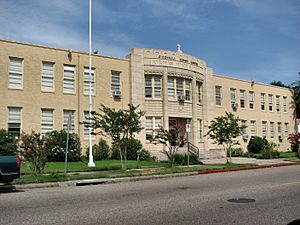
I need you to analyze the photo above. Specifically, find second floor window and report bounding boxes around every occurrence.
[261,93,266,111]
[268,94,273,111]
[111,70,121,93]
[283,96,287,112]
[63,65,75,93]
[215,86,222,106]
[185,80,191,101]
[145,75,161,99]
[84,68,95,95]
[230,88,236,104]
[240,90,245,108]
[176,78,184,98]
[276,96,280,112]
[9,57,23,89]
[42,62,54,92]
[249,91,254,109]
[197,82,203,103]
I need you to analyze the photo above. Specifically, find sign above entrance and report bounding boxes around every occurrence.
[158,55,199,67]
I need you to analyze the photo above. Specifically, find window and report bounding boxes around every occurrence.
[41,62,54,91]
[84,68,95,95]
[145,117,162,140]
[63,65,75,93]
[154,77,161,98]
[284,123,289,138]
[63,110,75,133]
[283,96,287,112]
[261,93,266,111]
[268,94,273,112]
[176,78,184,98]
[215,86,222,106]
[241,120,247,136]
[249,91,254,109]
[262,121,267,138]
[250,120,256,137]
[84,111,94,138]
[276,96,280,112]
[270,122,275,139]
[9,57,23,89]
[277,122,282,140]
[145,75,161,99]
[197,82,203,103]
[8,107,21,136]
[185,80,191,101]
[230,88,236,104]
[198,119,203,142]
[111,71,121,93]
[168,78,175,100]
[240,90,245,108]
[41,109,53,134]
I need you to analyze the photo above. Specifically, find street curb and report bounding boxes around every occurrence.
[14,162,300,190]
[197,162,300,175]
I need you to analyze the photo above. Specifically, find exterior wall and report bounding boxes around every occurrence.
[0,39,130,152]
[0,39,296,159]
[213,75,296,152]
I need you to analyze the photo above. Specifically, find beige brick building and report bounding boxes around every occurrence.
[0,39,296,158]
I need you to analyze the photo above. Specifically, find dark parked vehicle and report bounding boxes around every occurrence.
[0,155,21,183]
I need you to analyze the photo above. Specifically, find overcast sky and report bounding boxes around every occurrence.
[1,0,299,85]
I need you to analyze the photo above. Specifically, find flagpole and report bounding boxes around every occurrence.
[88,0,95,167]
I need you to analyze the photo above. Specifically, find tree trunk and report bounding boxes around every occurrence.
[119,144,124,170]
[223,144,228,163]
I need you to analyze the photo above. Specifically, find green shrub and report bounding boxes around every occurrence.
[44,130,81,162]
[228,147,244,157]
[87,138,110,160]
[247,136,268,154]
[174,153,202,165]
[111,138,144,160]
[256,143,280,159]
[137,149,152,161]
[0,129,18,156]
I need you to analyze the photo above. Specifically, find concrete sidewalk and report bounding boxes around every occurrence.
[201,157,299,165]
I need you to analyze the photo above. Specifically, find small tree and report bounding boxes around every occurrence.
[206,112,246,163]
[87,104,144,169]
[156,125,186,167]
[19,131,47,174]
[288,132,300,158]
[0,129,18,156]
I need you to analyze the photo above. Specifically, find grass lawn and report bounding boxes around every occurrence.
[20,160,170,175]
[14,161,257,185]
[279,151,299,158]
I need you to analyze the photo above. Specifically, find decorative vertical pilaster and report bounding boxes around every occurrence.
[163,68,169,130]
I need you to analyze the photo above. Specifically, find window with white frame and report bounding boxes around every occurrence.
[215,86,222,106]
[261,93,266,111]
[84,111,94,138]
[262,121,267,138]
[283,96,287,112]
[276,95,280,112]
[41,109,53,134]
[270,122,275,139]
[240,90,245,108]
[111,70,121,94]
[284,123,289,138]
[8,107,21,136]
[185,80,191,101]
[154,77,161,98]
[9,57,23,89]
[198,119,203,142]
[145,117,162,141]
[176,78,184,98]
[197,82,202,103]
[249,91,254,109]
[41,62,54,91]
[250,120,256,137]
[145,75,161,99]
[63,110,75,133]
[168,77,175,100]
[63,65,75,93]
[84,68,95,95]
[268,94,273,112]
[241,120,247,136]
[230,88,236,105]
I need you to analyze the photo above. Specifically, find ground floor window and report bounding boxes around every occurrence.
[8,107,21,137]
[146,117,162,141]
[197,119,203,142]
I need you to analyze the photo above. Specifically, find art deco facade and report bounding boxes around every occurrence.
[0,39,296,158]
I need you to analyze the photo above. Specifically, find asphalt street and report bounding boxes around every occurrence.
[1,165,300,225]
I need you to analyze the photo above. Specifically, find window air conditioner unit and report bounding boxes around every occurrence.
[178,95,186,102]
[231,102,238,109]
[113,90,122,97]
